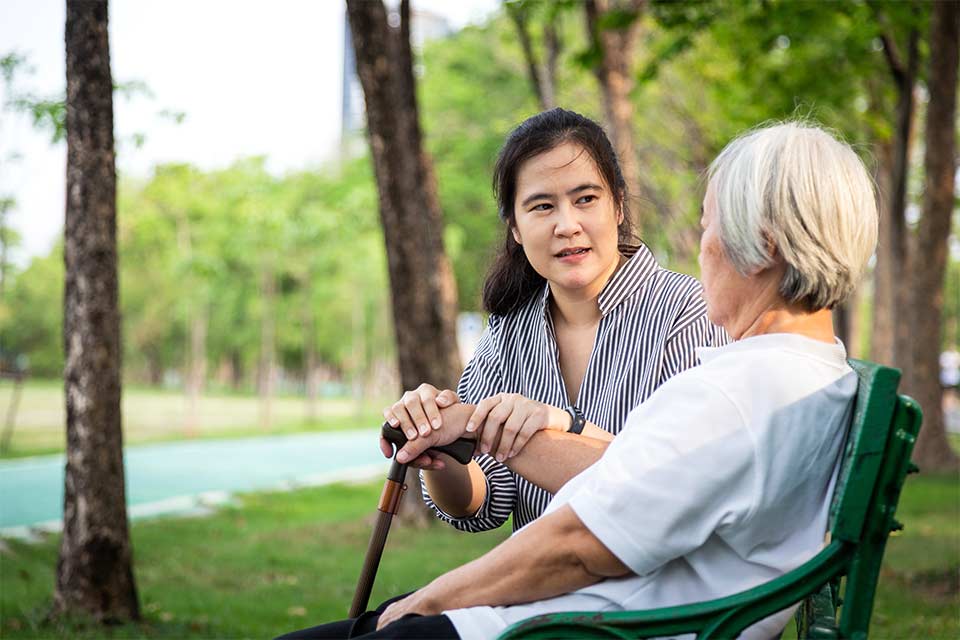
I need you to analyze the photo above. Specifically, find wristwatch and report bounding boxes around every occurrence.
[565,405,586,435]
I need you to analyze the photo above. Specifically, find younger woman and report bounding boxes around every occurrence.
[383,108,727,532]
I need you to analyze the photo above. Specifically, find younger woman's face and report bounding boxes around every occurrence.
[512,142,623,300]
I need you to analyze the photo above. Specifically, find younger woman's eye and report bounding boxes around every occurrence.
[576,195,597,205]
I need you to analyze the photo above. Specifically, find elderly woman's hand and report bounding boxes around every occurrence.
[382,383,459,440]
[467,393,570,462]
[380,386,464,470]
[391,402,478,466]
[375,589,441,630]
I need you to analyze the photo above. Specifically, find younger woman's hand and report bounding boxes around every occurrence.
[466,393,570,463]
[382,383,459,440]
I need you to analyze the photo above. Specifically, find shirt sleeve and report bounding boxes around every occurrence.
[567,371,759,576]
[419,318,519,532]
[660,289,730,384]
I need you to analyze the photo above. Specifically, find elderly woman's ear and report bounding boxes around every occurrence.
[740,232,782,278]
[761,232,782,267]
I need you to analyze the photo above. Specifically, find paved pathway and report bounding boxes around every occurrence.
[0,429,388,537]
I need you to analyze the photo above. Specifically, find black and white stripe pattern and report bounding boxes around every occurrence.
[421,244,728,532]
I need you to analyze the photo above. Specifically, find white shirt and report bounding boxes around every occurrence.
[444,333,856,640]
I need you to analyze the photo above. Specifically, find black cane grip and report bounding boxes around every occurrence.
[380,423,475,465]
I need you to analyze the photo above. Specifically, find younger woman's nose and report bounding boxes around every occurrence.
[553,204,582,237]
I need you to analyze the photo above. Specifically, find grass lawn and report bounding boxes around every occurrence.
[0,379,391,458]
[1,473,957,639]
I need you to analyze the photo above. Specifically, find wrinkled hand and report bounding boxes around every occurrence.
[389,402,477,467]
[376,588,440,630]
[380,384,460,469]
[383,383,460,440]
[467,393,569,462]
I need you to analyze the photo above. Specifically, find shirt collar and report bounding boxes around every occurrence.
[597,244,659,316]
[696,333,849,368]
[536,244,660,319]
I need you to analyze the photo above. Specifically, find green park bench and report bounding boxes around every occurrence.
[499,360,923,640]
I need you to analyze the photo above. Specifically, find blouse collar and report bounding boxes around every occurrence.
[537,244,660,319]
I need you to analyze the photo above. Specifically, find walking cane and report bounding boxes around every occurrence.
[348,423,474,618]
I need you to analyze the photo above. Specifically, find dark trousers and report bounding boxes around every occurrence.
[275,593,460,640]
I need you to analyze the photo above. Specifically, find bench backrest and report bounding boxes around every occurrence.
[829,359,901,542]
[818,360,922,637]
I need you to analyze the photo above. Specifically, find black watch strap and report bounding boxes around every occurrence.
[566,405,586,435]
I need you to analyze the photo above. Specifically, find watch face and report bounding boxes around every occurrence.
[566,405,585,434]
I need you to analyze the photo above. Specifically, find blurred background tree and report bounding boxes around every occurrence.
[54,0,139,622]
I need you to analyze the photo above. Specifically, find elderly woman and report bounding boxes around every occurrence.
[279,120,877,640]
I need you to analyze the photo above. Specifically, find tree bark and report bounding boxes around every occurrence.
[585,0,647,234]
[185,304,207,437]
[506,2,560,111]
[54,0,139,622]
[230,349,244,391]
[910,0,960,472]
[258,264,276,430]
[304,276,320,424]
[872,22,919,374]
[346,0,462,524]
[542,13,560,110]
[871,141,896,364]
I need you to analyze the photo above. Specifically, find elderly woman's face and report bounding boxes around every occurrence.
[512,142,623,297]
[698,186,753,333]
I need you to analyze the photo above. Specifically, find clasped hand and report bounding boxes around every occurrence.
[382,384,570,467]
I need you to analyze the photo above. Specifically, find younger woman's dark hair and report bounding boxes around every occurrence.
[482,107,638,316]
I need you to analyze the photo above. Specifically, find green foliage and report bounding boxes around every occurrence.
[9,95,65,143]
[5,151,394,388]
[0,51,30,83]
[418,9,605,308]
[122,157,385,387]
[419,18,535,309]
[4,1,958,385]
[3,247,63,376]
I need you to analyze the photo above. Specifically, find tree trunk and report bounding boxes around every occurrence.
[871,141,896,364]
[542,14,560,110]
[585,0,646,234]
[833,302,851,351]
[872,24,919,373]
[258,264,276,430]
[846,286,863,359]
[230,349,244,391]
[0,206,9,369]
[54,0,139,622]
[347,0,462,525]
[0,206,8,303]
[351,290,366,415]
[304,279,320,424]
[185,304,207,437]
[506,3,560,111]
[145,348,163,386]
[910,0,960,473]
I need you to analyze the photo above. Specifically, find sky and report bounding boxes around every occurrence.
[0,0,497,267]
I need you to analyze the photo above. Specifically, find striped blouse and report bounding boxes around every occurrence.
[420,244,728,532]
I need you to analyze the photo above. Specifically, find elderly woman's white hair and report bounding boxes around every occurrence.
[707,121,878,311]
